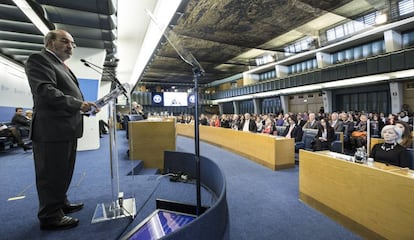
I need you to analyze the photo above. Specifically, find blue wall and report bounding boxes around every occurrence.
[0,78,99,123]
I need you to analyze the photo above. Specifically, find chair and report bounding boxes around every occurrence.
[330,132,344,153]
[295,129,317,152]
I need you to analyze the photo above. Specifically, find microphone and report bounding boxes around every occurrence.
[80,59,129,99]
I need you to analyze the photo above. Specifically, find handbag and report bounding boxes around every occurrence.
[351,131,367,138]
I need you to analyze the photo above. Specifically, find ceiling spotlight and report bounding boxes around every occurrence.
[375,12,387,25]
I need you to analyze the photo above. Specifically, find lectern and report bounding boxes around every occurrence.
[91,84,137,223]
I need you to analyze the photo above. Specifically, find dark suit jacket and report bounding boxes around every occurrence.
[282,125,303,142]
[315,127,336,144]
[240,119,257,132]
[25,49,84,142]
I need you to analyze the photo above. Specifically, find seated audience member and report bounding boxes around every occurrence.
[312,118,336,151]
[0,123,31,151]
[282,115,303,142]
[329,112,343,132]
[340,112,355,138]
[395,120,413,148]
[241,113,257,132]
[296,113,306,128]
[11,107,31,137]
[351,114,369,149]
[385,113,397,125]
[209,114,220,127]
[199,114,209,126]
[25,110,33,120]
[302,112,318,129]
[370,125,411,168]
[370,113,384,137]
[262,118,274,134]
[275,114,284,126]
[230,114,241,130]
[220,114,231,128]
[398,111,409,123]
[255,115,263,133]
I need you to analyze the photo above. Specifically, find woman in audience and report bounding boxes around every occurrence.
[262,118,274,134]
[210,114,220,127]
[312,118,335,151]
[282,115,303,142]
[370,125,410,168]
[395,120,413,148]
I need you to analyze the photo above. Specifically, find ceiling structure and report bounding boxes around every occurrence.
[0,0,391,89]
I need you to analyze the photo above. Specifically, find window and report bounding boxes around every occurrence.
[325,11,380,42]
[284,37,315,55]
[399,0,414,15]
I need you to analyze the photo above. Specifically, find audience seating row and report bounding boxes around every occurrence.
[274,126,344,153]
[0,122,31,152]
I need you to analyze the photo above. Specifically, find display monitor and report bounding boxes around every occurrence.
[163,92,188,106]
[120,209,196,240]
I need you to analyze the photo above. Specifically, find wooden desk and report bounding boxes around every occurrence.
[129,119,176,170]
[299,150,414,240]
[176,124,294,170]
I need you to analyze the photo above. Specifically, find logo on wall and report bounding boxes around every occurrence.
[151,92,164,106]
[153,94,162,103]
[188,94,195,104]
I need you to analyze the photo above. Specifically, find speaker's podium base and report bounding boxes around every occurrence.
[91,197,136,223]
[156,199,209,216]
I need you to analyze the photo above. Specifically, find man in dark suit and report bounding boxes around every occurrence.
[25,29,98,230]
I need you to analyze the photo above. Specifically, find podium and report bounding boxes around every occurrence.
[91,85,136,223]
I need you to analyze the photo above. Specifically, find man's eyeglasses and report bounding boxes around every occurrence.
[58,38,77,48]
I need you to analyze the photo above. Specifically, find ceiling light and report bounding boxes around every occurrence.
[376,12,387,25]
[13,0,50,35]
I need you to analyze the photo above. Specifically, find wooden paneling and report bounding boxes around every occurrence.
[176,124,295,170]
[299,150,414,240]
[129,120,176,170]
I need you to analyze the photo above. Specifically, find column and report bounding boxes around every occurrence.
[389,82,403,114]
[233,101,239,115]
[280,95,289,114]
[316,52,332,68]
[384,30,402,53]
[253,98,261,114]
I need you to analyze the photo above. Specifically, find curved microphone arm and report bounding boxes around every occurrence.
[80,59,129,99]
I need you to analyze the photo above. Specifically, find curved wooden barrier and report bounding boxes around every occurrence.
[176,124,295,170]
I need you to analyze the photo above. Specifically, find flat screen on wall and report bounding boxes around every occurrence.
[163,92,188,106]
[120,209,196,240]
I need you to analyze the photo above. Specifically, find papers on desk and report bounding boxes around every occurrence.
[327,152,354,161]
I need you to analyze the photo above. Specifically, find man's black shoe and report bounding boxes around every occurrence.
[62,202,84,214]
[40,216,79,230]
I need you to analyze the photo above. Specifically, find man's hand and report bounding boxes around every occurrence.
[80,101,100,113]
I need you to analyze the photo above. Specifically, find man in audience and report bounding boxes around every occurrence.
[11,107,31,136]
[241,113,257,132]
[329,112,343,132]
[303,112,318,129]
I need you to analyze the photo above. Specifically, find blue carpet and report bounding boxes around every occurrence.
[0,130,362,240]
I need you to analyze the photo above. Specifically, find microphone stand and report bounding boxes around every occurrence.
[81,59,129,100]
[83,60,137,223]
[147,10,205,216]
